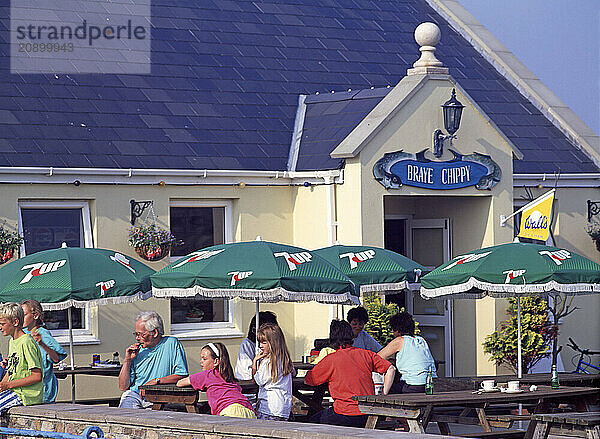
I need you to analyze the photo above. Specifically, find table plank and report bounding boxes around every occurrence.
[436,373,600,392]
[54,366,121,379]
[354,386,599,407]
[530,412,600,426]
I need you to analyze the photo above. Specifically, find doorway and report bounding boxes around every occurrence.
[384,216,453,376]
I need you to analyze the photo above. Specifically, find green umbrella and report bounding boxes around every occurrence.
[0,245,155,402]
[313,244,428,294]
[151,240,358,304]
[420,242,600,298]
[420,242,600,377]
[0,246,154,309]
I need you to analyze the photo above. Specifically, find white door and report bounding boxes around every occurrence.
[407,218,453,377]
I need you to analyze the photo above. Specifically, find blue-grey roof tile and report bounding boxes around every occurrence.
[0,0,595,173]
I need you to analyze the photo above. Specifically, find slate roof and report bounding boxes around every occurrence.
[0,0,596,174]
[297,87,392,170]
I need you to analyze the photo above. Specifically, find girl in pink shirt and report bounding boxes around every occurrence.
[177,342,255,418]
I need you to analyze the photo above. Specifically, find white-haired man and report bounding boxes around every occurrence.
[118,311,188,408]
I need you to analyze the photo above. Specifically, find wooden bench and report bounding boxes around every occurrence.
[526,411,600,439]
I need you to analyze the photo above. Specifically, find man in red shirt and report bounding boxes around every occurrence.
[304,320,395,428]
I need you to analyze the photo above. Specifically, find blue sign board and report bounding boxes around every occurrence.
[373,149,501,190]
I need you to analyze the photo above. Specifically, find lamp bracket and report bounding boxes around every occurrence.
[130,200,153,225]
[432,129,456,158]
[588,200,600,222]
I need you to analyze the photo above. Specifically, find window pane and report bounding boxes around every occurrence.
[171,298,228,323]
[21,208,82,254]
[412,228,444,267]
[170,207,225,256]
[44,308,84,330]
[169,206,228,325]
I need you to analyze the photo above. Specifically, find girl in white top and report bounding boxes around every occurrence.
[252,323,294,420]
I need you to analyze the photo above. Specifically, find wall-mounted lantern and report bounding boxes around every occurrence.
[433,88,464,158]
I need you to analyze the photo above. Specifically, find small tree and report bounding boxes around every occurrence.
[363,294,420,346]
[363,294,399,346]
[483,296,556,374]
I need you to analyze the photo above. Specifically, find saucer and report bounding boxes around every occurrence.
[502,388,524,394]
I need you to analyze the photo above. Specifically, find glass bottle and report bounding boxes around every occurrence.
[551,364,559,389]
[425,368,434,395]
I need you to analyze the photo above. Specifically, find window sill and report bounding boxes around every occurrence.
[172,327,244,341]
[53,334,101,346]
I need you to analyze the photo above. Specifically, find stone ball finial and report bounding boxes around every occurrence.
[411,22,443,69]
[415,22,441,47]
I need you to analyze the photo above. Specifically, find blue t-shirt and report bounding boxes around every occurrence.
[129,336,188,393]
[25,327,67,403]
[395,335,437,385]
[352,330,382,353]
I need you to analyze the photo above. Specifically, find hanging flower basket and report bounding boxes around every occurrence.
[0,225,23,265]
[134,243,172,262]
[586,222,600,252]
[128,224,180,262]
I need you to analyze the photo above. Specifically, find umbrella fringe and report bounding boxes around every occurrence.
[40,292,151,311]
[152,286,359,305]
[420,278,599,299]
[359,282,409,293]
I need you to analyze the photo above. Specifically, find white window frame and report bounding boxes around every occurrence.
[18,200,99,345]
[168,199,242,340]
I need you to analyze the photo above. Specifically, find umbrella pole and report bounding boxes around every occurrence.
[68,307,76,404]
[517,297,522,379]
[255,299,260,352]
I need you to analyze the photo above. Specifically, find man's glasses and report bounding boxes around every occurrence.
[132,331,149,337]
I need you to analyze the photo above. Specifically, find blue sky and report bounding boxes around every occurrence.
[458,0,599,135]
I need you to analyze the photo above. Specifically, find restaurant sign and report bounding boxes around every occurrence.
[373,149,501,190]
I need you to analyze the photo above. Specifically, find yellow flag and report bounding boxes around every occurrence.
[518,189,555,241]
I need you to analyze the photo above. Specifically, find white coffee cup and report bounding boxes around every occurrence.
[507,380,520,391]
[480,380,495,391]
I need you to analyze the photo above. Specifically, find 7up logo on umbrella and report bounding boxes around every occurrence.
[503,269,526,283]
[173,249,226,268]
[96,280,115,296]
[20,260,66,284]
[539,249,571,265]
[442,251,491,271]
[274,251,312,271]
[339,249,375,269]
[228,271,253,286]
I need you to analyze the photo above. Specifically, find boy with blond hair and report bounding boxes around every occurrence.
[0,303,43,413]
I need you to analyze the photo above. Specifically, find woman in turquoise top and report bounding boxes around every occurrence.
[21,300,68,403]
[378,311,436,393]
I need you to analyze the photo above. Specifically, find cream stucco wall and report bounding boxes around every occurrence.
[330,77,517,376]
[0,183,301,401]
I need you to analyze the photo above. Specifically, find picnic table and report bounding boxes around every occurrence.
[525,411,600,439]
[353,385,599,434]
[435,373,600,392]
[54,365,122,405]
[141,375,327,416]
